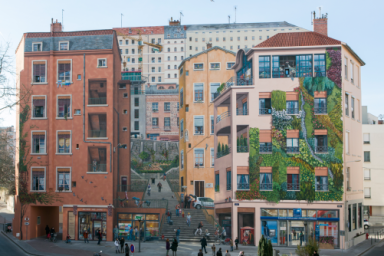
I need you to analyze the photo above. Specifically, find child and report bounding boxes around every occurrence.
[115,238,120,253]
[65,234,71,243]
[211,244,216,256]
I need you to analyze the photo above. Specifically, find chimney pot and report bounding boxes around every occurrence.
[206,43,212,49]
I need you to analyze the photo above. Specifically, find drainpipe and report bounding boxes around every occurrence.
[82,53,112,173]
[114,107,120,191]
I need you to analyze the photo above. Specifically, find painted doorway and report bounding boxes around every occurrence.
[194,181,205,197]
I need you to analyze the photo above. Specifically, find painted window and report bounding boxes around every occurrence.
[211,148,214,167]
[32,169,45,191]
[237,175,249,190]
[315,135,328,153]
[314,54,326,77]
[351,97,355,119]
[210,115,214,134]
[58,61,71,82]
[227,171,231,190]
[259,98,271,115]
[227,62,235,69]
[57,132,71,154]
[296,55,313,77]
[259,56,270,78]
[364,151,370,162]
[180,119,184,137]
[32,132,46,154]
[210,83,220,102]
[32,61,46,83]
[32,96,46,118]
[194,116,204,135]
[152,102,158,111]
[194,149,204,167]
[57,170,70,191]
[164,102,171,112]
[363,133,370,144]
[315,176,328,191]
[194,63,204,70]
[364,187,371,198]
[134,109,139,118]
[345,94,349,116]
[286,101,299,114]
[260,173,272,190]
[98,59,106,67]
[344,57,348,79]
[314,98,327,114]
[286,138,299,153]
[259,142,272,153]
[59,42,68,50]
[134,121,139,130]
[210,63,220,70]
[134,98,139,106]
[152,118,159,127]
[237,52,252,81]
[32,42,42,51]
[287,174,299,191]
[164,117,170,129]
[194,83,204,102]
[57,96,71,118]
[215,174,219,192]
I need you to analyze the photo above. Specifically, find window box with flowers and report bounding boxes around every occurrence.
[318,236,335,249]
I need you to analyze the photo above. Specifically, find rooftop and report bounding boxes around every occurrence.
[178,46,235,69]
[26,29,114,38]
[114,26,164,36]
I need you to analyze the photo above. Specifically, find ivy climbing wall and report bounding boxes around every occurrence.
[236,48,343,203]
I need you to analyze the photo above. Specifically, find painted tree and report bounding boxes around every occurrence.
[258,235,273,256]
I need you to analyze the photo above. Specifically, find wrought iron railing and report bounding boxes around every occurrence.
[226,76,254,87]
[217,148,231,158]
[201,206,221,234]
[259,108,272,115]
[314,107,327,114]
[315,146,328,153]
[89,97,107,105]
[237,146,249,153]
[260,145,272,153]
[260,183,273,190]
[236,108,249,115]
[287,183,300,191]
[216,111,231,123]
[121,74,147,83]
[316,184,328,191]
[88,130,107,138]
[227,183,232,190]
[131,90,145,95]
[237,183,250,190]
[88,164,107,173]
[286,108,299,114]
[286,147,300,153]
[114,199,168,209]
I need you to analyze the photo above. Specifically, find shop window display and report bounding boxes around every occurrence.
[117,213,159,241]
[78,212,107,241]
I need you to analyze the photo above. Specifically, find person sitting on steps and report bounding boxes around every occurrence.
[195,221,203,236]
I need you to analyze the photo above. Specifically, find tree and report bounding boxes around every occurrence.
[258,235,273,256]
[0,128,15,189]
[217,142,221,153]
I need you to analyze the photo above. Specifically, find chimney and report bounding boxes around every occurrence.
[50,18,63,33]
[313,11,328,36]
[379,120,383,125]
[206,43,212,49]
[169,17,180,26]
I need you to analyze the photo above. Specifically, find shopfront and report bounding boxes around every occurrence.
[78,212,107,241]
[261,208,340,249]
[117,213,160,241]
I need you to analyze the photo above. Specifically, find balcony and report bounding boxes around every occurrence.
[88,164,107,173]
[260,144,272,154]
[236,108,248,116]
[89,130,107,138]
[315,146,328,154]
[260,183,272,191]
[315,184,328,191]
[286,108,299,115]
[164,126,171,131]
[213,76,254,100]
[217,148,231,159]
[216,111,231,123]
[286,147,300,154]
[237,183,250,190]
[259,108,272,115]
[89,97,107,105]
[237,146,249,153]
[131,89,145,95]
[287,183,300,191]
[314,106,327,114]
[121,72,147,85]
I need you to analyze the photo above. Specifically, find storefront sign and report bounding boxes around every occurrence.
[293,209,302,217]
[135,215,143,220]
[261,216,339,222]
[235,203,239,206]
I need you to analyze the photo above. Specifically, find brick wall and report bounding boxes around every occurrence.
[313,18,328,36]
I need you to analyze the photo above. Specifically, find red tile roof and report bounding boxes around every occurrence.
[114,26,164,36]
[26,30,114,38]
[255,32,341,48]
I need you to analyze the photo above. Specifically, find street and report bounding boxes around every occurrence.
[362,242,384,256]
[0,233,28,256]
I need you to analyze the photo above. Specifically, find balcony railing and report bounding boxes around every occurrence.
[315,184,328,191]
[216,111,231,123]
[286,108,299,114]
[89,97,107,105]
[227,183,231,190]
[121,74,147,84]
[260,145,272,153]
[88,164,107,173]
[152,126,159,129]
[164,126,171,131]
[363,141,370,144]
[237,183,250,190]
[236,108,248,116]
[226,76,254,87]
[88,130,107,138]
[237,146,249,153]
[259,108,272,115]
[260,183,273,191]
[315,146,328,153]
[286,147,300,153]
[217,148,231,158]
[314,107,327,114]
[131,90,145,95]
[287,183,300,191]
[364,194,371,198]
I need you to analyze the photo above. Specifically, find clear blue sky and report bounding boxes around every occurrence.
[1,0,382,127]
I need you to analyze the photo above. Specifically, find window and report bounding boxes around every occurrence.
[245,36,248,41]
[31,168,45,191]
[32,131,46,154]
[57,168,71,191]
[152,118,159,127]
[209,38,212,42]
[210,83,220,102]
[314,98,327,114]
[237,37,240,41]
[237,175,249,190]
[267,36,269,39]
[134,109,139,118]
[210,115,214,134]
[238,45,240,49]
[174,74,177,78]
[164,102,171,112]
[210,148,214,167]
[151,77,155,82]
[260,142,272,153]
[230,46,233,50]
[57,60,72,82]
[158,38,161,44]
[57,131,71,154]
[152,67,155,72]
[364,187,371,198]
[202,47,205,51]
[286,101,299,114]
[287,174,300,190]
[125,40,128,45]
[296,55,313,77]
[230,37,233,41]
[151,57,155,63]
[351,97,355,119]
[259,36,262,40]
[315,135,328,153]
[32,96,46,118]
[259,56,271,78]
[215,173,219,192]
[168,56,171,61]
[132,49,135,54]
[134,121,139,130]
[259,98,271,114]
[164,117,170,129]
[134,98,139,107]
[180,119,184,137]
[174,65,177,69]
[181,150,184,169]
[77,74,81,80]
[132,58,135,63]
[314,54,326,77]
[363,169,371,181]
[158,77,161,82]
[174,47,177,52]
[124,48,129,54]
[158,67,161,72]
[32,42,42,52]
[174,56,177,61]
[158,57,161,63]
[227,171,232,190]
[344,57,348,79]
[345,94,349,116]
[364,151,370,162]
[194,149,204,167]
[180,88,184,107]
[168,74,170,78]
[210,63,220,70]
[59,42,69,51]
[98,58,107,67]
[363,133,370,144]
[152,102,158,112]
[181,56,184,60]
[227,62,235,69]
[132,40,135,44]
[315,176,328,191]
[194,63,204,70]
[194,116,204,135]
[260,173,272,190]
[216,37,219,42]
[119,40,122,45]
[168,65,171,70]
[286,138,299,153]
[345,132,350,154]
[194,83,204,102]
[74,109,81,115]
[177,102,179,111]
[57,95,71,118]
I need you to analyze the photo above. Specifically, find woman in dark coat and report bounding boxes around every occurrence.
[45,225,50,238]
[171,238,178,256]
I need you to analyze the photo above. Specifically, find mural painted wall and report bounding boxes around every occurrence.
[236,48,343,203]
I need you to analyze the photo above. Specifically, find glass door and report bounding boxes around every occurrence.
[93,220,102,241]
[279,221,287,246]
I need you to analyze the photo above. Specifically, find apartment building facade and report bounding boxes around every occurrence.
[362,107,384,223]
[14,20,131,241]
[213,19,365,249]
[178,46,235,199]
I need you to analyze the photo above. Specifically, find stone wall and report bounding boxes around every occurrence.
[131,139,179,163]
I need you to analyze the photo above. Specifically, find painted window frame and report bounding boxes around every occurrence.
[226,62,235,70]
[210,83,220,102]
[32,42,43,52]
[57,59,73,83]
[210,62,221,70]
[31,60,48,84]
[31,95,47,119]
[181,150,184,169]
[194,83,204,102]
[59,41,69,51]
[152,102,159,112]
[258,56,271,79]
[194,115,204,135]
[97,58,107,68]
[56,94,72,119]
[193,63,204,71]
[210,148,214,167]
[210,115,214,135]
[56,130,72,155]
[314,54,326,77]
[31,130,47,155]
[30,166,46,192]
[194,148,205,168]
[56,167,72,192]
[180,119,184,138]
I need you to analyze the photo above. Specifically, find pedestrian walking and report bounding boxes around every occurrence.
[176,204,180,217]
[171,238,178,256]
[211,244,216,256]
[167,210,171,224]
[225,250,231,256]
[198,249,204,256]
[216,248,223,256]
[158,182,162,192]
[221,227,226,241]
[230,238,234,251]
[184,196,188,209]
[45,225,50,239]
[135,227,138,240]
[176,227,181,244]
[130,227,134,241]
[113,225,119,240]
[166,238,171,256]
[147,183,151,196]
[195,221,203,236]
[200,236,208,253]
[83,230,89,243]
[124,243,130,256]
[115,238,120,253]
[97,229,102,245]
[313,251,319,256]
[187,212,191,227]
[235,237,239,250]
[188,196,192,208]
[299,231,304,246]
[120,236,125,253]
[215,228,219,242]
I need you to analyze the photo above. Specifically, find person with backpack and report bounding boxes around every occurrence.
[114,238,120,253]
[216,248,223,256]
[171,238,178,256]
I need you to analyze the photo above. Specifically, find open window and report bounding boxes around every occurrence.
[272,55,312,78]
[32,61,47,83]
[32,95,46,119]
[32,42,42,52]
[56,167,71,192]
[57,95,72,118]
[31,167,46,191]
[57,60,72,83]
[31,131,46,154]
[57,131,71,154]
